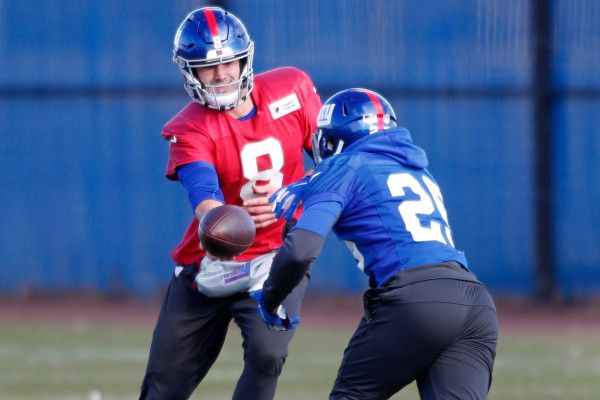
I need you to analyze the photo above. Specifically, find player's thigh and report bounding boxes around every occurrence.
[331,294,469,399]
[417,285,498,400]
[147,264,232,374]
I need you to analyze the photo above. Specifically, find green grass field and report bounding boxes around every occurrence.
[1,311,600,400]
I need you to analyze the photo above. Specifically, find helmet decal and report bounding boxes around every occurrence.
[361,89,385,131]
[317,104,335,127]
[203,9,222,49]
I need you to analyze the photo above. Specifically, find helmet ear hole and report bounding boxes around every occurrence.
[343,102,349,116]
[326,137,335,151]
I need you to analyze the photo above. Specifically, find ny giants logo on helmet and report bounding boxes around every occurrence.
[317,104,335,127]
[363,114,391,125]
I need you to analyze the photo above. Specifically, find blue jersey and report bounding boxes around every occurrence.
[296,127,468,287]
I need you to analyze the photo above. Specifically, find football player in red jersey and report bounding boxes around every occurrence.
[139,7,321,400]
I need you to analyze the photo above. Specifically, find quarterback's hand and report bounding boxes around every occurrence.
[269,175,311,220]
[249,290,299,331]
[243,184,278,229]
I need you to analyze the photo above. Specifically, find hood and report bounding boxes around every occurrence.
[343,127,428,169]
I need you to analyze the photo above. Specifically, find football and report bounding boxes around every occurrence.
[198,205,256,259]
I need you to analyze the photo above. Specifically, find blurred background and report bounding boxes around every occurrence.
[1,0,599,302]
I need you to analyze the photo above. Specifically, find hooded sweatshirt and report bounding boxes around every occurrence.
[296,127,468,287]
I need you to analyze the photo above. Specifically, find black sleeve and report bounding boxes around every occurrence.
[281,217,297,241]
[261,228,326,312]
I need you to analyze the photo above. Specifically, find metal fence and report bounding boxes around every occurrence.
[1,0,599,299]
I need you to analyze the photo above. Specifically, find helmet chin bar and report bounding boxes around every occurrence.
[200,79,248,110]
[206,88,240,110]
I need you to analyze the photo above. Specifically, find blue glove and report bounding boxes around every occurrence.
[269,175,311,220]
[250,290,300,331]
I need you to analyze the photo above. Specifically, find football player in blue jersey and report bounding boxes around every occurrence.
[252,88,498,399]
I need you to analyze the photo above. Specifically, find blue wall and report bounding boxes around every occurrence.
[1,0,599,298]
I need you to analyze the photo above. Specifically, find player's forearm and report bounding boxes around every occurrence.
[194,199,224,221]
[261,228,325,312]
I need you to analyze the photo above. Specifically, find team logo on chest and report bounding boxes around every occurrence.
[269,93,301,120]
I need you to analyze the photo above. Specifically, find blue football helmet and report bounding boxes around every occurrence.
[312,88,397,164]
[173,7,254,110]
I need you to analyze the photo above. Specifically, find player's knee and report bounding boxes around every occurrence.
[246,346,288,376]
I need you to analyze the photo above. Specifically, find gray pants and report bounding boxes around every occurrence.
[330,262,498,400]
[139,262,308,400]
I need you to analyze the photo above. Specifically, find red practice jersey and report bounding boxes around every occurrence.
[162,67,322,264]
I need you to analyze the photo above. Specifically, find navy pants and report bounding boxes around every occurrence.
[139,263,308,400]
[330,262,498,400]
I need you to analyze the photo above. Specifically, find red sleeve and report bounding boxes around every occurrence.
[162,106,217,181]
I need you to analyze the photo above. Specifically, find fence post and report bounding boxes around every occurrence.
[532,0,558,301]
